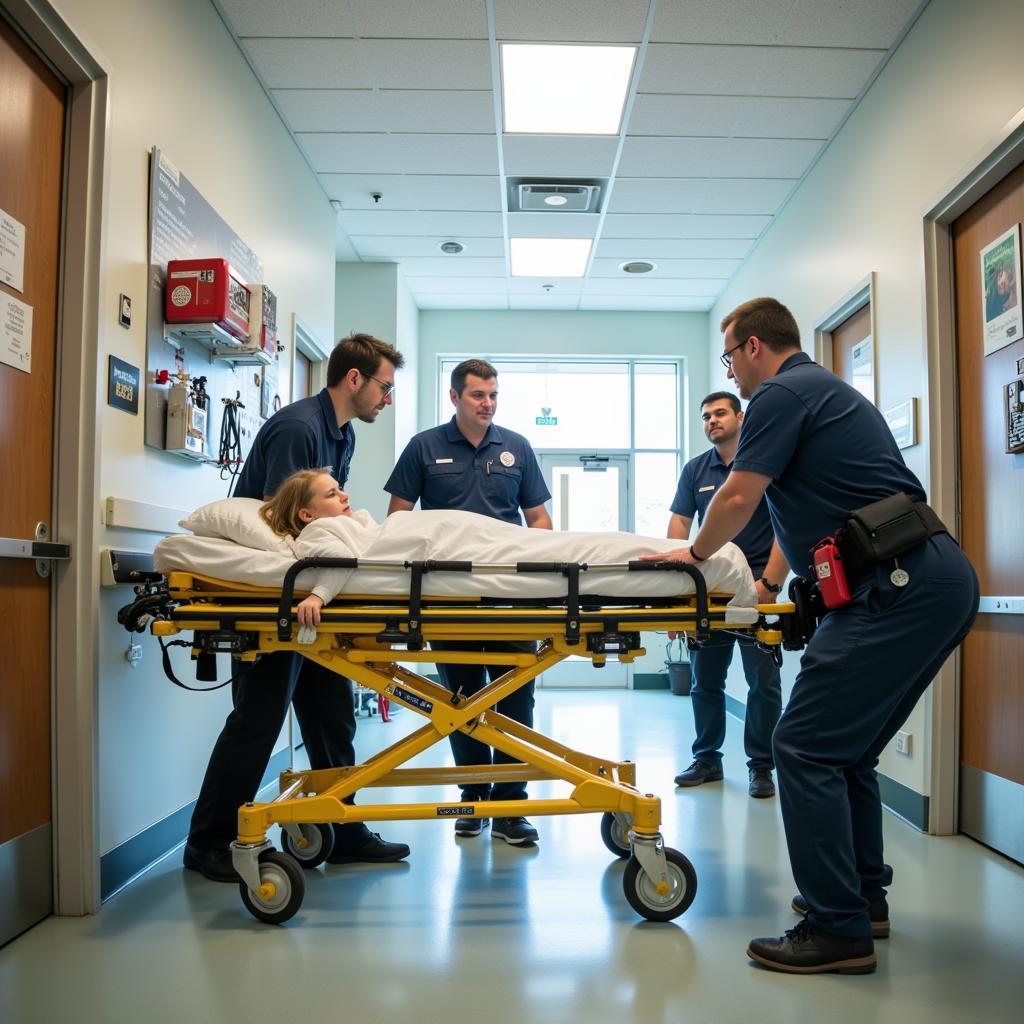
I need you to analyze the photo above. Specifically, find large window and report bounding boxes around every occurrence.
[437,358,682,537]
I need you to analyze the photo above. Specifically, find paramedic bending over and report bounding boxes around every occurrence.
[645,297,977,975]
[384,358,552,848]
[183,333,409,884]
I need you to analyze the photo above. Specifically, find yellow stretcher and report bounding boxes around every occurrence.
[119,555,803,926]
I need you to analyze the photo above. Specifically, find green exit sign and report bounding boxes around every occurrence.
[535,415,558,426]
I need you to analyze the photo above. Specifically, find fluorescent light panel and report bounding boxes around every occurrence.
[510,238,593,277]
[502,44,636,135]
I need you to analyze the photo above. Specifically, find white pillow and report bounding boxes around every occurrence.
[180,497,296,554]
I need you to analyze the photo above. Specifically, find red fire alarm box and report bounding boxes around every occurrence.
[165,258,251,341]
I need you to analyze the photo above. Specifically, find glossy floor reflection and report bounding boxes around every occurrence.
[2,690,1022,1024]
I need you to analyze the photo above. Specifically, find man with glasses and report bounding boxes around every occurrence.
[184,333,410,882]
[385,359,552,847]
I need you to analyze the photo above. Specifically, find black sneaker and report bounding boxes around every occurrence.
[182,843,240,883]
[491,816,539,845]
[747,919,876,974]
[674,760,724,787]
[454,815,489,838]
[791,893,891,939]
[748,766,776,798]
[326,826,410,864]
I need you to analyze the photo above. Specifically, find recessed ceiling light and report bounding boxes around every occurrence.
[502,43,636,135]
[439,241,464,255]
[620,260,656,274]
[511,238,592,278]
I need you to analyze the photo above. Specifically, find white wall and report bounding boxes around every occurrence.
[706,0,1024,794]
[62,0,337,853]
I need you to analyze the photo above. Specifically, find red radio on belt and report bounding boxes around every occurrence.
[812,535,853,610]
[165,258,251,341]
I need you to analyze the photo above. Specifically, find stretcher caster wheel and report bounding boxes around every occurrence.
[239,850,305,925]
[622,847,696,922]
[280,823,334,869]
[599,812,632,859]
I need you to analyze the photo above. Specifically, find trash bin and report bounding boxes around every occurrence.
[665,637,692,696]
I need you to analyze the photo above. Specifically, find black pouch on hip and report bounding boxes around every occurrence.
[843,492,944,562]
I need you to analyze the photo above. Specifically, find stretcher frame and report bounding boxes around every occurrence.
[121,556,797,925]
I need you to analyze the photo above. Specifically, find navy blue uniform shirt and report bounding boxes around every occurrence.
[671,446,775,577]
[385,417,551,524]
[732,352,926,573]
[234,388,355,499]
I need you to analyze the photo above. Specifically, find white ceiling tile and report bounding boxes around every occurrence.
[608,177,794,215]
[375,91,496,134]
[390,257,508,277]
[272,90,379,132]
[650,0,922,49]
[509,295,581,310]
[507,213,600,239]
[507,278,584,295]
[321,174,418,210]
[502,135,620,178]
[594,237,756,259]
[639,43,885,99]
[350,0,488,39]
[618,137,822,179]
[494,0,649,42]
[414,294,510,309]
[338,210,503,235]
[404,176,503,212]
[242,39,371,89]
[298,133,498,175]
[407,277,511,294]
[603,212,769,239]
[350,236,506,258]
[362,40,492,89]
[589,257,742,279]
[222,0,355,37]
[579,295,717,312]
[629,94,850,140]
[583,278,729,297]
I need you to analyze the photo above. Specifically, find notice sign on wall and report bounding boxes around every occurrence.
[980,224,1024,356]
[108,355,141,414]
[0,292,32,373]
[0,208,26,293]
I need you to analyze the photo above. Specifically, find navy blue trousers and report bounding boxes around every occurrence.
[188,651,359,849]
[690,631,782,769]
[431,640,537,803]
[773,533,978,938]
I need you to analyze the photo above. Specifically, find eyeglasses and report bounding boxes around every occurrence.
[719,336,751,369]
[363,371,395,399]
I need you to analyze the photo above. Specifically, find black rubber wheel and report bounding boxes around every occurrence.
[280,823,334,869]
[599,812,632,859]
[239,850,305,925]
[622,847,697,922]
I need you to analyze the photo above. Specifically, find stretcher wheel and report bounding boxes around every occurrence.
[239,850,305,925]
[599,812,632,859]
[622,848,697,922]
[280,823,334,869]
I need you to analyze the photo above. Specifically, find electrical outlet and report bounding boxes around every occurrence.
[895,730,912,756]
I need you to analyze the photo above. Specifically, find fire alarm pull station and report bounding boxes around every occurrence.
[164,258,250,350]
[164,373,209,460]
[211,284,278,366]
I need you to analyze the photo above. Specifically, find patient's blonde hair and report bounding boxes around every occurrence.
[259,470,325,538]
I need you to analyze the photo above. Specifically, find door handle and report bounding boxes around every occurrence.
[0,522,71,578]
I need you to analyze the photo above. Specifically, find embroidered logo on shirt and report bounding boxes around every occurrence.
[499,451,516,467]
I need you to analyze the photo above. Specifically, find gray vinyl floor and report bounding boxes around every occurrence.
[1,690,1021,1024]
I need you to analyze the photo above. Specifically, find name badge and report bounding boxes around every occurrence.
[434,458,453,464]
[698,485,716,493]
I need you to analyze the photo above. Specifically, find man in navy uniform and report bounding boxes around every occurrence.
[385,359,552,846]
[646,298,977,974]
[184,333,410,882]
[669,391,788,798]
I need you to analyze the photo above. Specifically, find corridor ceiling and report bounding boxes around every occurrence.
[214,0,926,311]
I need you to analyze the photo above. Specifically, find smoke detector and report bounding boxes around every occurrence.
[620,260,656,274]
[439,241,464,255]
[509,179,603,213]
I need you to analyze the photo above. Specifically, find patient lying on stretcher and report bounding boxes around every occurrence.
[154,470,759,622]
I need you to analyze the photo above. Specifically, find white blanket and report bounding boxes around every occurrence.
[154,508,758,622]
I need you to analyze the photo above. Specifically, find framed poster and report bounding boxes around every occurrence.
[980,224,1023,356]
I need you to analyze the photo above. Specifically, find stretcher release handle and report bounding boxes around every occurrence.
[625,560,711,640]
[278,556,359,639]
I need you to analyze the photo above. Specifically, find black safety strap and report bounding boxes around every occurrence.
[158,637,237,692]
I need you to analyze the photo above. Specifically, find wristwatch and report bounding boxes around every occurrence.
[759,577,782,594]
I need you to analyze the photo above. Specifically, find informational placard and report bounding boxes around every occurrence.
[108,355,141,414]
[883,397,918,449]
[851,336,875,403]
[980,224,1024,356]
[0,209,26,293]
[1006,379,1024,454]
[0,292,32,372]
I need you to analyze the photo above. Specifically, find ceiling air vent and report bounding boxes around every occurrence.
[513,181,602,213]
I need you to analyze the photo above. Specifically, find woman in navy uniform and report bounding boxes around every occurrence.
[646,298,978,974]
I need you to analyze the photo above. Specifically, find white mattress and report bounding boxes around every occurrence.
[154,508,758,623]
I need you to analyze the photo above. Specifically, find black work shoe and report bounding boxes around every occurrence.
[674,760,724,787]
[491,816,539,846]
[748,766,776,798]
[183,843,240,883]
[747,920,876,974]
[454,815,490,838]
[791,893,891,939]
[327,830,410,864]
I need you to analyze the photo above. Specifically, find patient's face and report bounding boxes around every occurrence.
[303,474,352,521]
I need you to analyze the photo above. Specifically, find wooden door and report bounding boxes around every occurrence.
[831,302,872,394]
[951,160,1024,864]
[0,16,66,943]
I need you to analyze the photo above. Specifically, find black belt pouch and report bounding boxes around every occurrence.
[843,493,946,562]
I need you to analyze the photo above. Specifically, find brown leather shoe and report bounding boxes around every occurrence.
[747,920,876,974]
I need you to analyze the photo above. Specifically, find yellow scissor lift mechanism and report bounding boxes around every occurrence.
[123,555,801,925]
